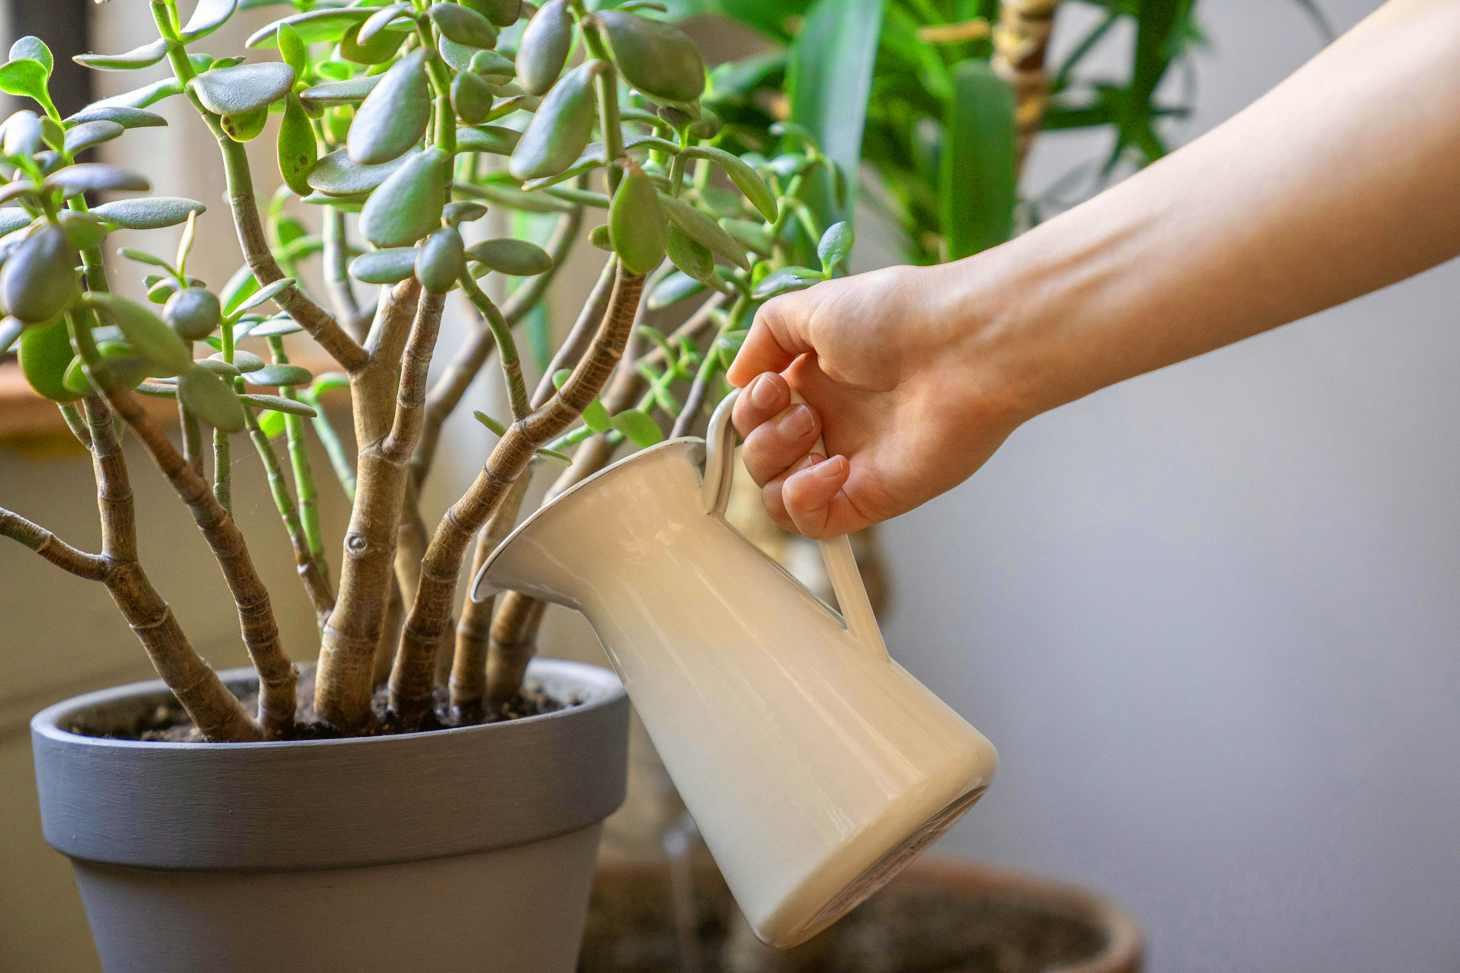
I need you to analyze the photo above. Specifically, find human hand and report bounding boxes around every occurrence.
[726,263,1027,537]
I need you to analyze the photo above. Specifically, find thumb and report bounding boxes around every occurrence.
[727,292,816,387]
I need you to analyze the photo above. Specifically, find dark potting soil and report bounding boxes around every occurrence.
[579,864,1112,973]
[67,668,569,742]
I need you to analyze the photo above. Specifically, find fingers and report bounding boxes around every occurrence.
[782,455,856,538]
[731,372,790,440]
[727,295,815,387]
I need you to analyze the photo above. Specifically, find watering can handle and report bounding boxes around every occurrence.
[703,388,890,661]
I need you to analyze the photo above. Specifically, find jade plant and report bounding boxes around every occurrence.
[0,0,851,741]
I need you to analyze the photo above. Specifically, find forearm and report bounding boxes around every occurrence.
[960,0,1460,420]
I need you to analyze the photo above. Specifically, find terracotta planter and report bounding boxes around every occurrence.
[581,856,1143,973]
[31,659,628,973]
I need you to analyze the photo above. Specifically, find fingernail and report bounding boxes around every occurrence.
[751,373,782,411]
[811,455,848,480]
[778,404,814,439]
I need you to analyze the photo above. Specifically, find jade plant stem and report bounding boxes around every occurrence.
[991,0,1063,167]
[390,268,645,724]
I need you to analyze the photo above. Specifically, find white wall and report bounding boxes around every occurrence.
[881,3,1460,970]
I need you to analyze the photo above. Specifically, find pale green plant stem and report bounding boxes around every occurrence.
[459,274,529,419]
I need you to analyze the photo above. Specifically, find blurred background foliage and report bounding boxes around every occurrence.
[643,0,1329,266]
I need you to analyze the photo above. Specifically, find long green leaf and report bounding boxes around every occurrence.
[940,60,1015,260]
[786,0,883,223]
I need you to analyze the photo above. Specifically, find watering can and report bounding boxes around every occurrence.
[474,390,998,948]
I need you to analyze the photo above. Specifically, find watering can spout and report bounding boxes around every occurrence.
[471,391,997,949]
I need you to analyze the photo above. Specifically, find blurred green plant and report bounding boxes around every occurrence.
[661,0,1328,264]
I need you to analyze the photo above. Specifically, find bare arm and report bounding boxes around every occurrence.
[728,0,1460,536]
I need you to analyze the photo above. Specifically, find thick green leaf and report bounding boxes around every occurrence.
[10,37,53,76]
[340,20,408,65]
[816,220,853,274]
[231,277,295,315]
[466,238,553,276]
[597,11,705,104]
[430,4,499,49]
[181,0,240,41]
[1,225,78,324]
[258,408,288,439]
[245,314,303,338]
[416,227,464,293]
[0,316,22,355]
[452,71,494,125]
[45,163,149,197]
[62,119,124,155]
[647,269,704,310]
[786,0,883,221]
[610,408,664,447]
[350,248,418,284]
[90,78,185,112]
[516,0,573,96]
[751,265,821,301]
[659,194,749,270]
[0,208,31,237]
[180,365,245,431]
[508,61,603,181]
[721,217,773,256]
[247,8,374,48]
[941,60,1015,259]
[348,50,430,164]
[456,124,519,155]
[685,145,777,222]
[307,147,408,196]
[244,363,312,388]
[87,292,194,375]
[277,94,317,196]
[665,224,714,283]
[74,39,170,72]
[464,0,522,28]
[609,164,666,276]
[57,211,109,251]
[190,62,294,117]
[64,105,166,130]
[164,288,222,341]
[18,319,81,402]
[300,75,380,108]
[91,197,206,230]
[360,147,450,246]
[241,392,316,417]
[0,58,53,111]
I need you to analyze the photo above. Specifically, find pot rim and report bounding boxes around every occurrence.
[31,658,630,871]
[31,657,623,751]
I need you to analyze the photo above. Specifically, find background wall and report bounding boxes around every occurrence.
[2,2,1457,972]
[873,3,1460,971]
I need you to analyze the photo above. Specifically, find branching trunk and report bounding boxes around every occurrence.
[102,390,296,736]
[991,0,1063,168]
[314,284,441,730]
[390,267,645,726]
[0,398,259,741]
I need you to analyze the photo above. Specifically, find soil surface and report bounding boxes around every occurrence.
[580,863,1115,973]
[67,669,569,742]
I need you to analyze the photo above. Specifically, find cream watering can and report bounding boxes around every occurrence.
[474,390,998,948]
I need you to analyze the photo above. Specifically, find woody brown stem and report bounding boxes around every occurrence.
[80,396,258,741]
[0,508,107,580]
[313,283,437,731]
[448,474,531,717]
[991,0,1063,168]
[323,207,368,340]
[391,266,645,725]
[103,389,296,737]
[530,257,619,405]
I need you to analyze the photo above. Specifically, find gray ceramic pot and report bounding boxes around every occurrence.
[31,659,629,973]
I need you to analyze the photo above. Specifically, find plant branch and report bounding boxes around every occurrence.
[82,394,260,741]
[390,265,645,724]
[0,508,107,580]
[323,207,367,340]
[92,382,297,737]
[991,0,1062,168]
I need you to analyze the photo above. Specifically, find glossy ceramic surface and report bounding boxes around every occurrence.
[476,392,998,947]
